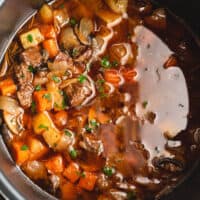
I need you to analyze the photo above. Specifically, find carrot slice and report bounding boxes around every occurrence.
[45,154,65,174]
[63,162,81,183]
[60,182,77,200]
[40,25,56,39]
[78,172,97,191]
[43,39,59,58]
[164,55,178,68]
[88,107,110,124]
[0,78,17,96]
[33,90,53,112]
[104,69,121,87]
[12,141,30,165]
[120,68,137,83]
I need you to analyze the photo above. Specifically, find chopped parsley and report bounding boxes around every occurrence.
[31,101,36,113]
[64,129,72,137]
[52,75,60,83]
[78,75,87,83]
[103,166,115,177]
[61,91,69,109]
[142,101,148,108]
[80,172,86,178]
[70,17,77,26]
[90,119,99,128]
[112,60,119,67]
[71,48,79,57]
[96,79,107,98]
[127,191,136,200]
[101,56,111,69]
[70,149,77,159]
[27,34,33,43]
[43,93,51,101]
[28,65,37,73]
[38,124,49,131]
[21,145,29,151]
[35,85,41,91]
[85,125,93,133]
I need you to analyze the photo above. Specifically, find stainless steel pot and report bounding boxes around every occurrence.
[0,0,199,200]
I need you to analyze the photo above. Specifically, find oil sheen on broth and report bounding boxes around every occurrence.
[0,0,199,200]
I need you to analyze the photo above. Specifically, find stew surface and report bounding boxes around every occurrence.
[0,0,200,199]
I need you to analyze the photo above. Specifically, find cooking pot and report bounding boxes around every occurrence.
[0,0,200,200]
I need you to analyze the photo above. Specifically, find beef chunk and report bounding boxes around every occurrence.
[64,80,93,107]
[17,83,34,108]
[15,63,34,108]
[20,46,43,67]
[15,63,33,85]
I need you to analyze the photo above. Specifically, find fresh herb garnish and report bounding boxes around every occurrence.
[101,56,111,68]
[35,84,41,91]
[78,75,87,83]
[127,191,136,200]
[61,91,69,109]
[28,65,37,73]
[52,75,60,83]
[96,79,107,98]
[70,149,77,159]
[90,119,99,128]
[64,129,72,137]
[142,101,148,108]
[71,48,79,57]
[31,101,36,113]
[21,145,29,151]
[80,172,86,178]
[38,124,49,131]
[27,34,33,43]
[103,166,115,177]
[85,124,93,133]
[70,17,77,26]
[112,60,119,67]
[43,93,51,101]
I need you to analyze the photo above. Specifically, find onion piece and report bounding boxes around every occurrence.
[0,56,8,77]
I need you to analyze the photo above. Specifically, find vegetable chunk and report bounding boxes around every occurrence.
[78,172,97,191]
[20,28,44,49]
[12,141,30,165]
[45,154,65,173]
[0,78,17,96]
[63,162,81,183]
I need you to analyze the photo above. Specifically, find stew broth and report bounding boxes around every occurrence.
[0,0,200,200]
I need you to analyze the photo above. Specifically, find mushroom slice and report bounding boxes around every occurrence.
[59,27,80,50]
[0,96,24,135]
[75,17,94,45]
[53,8,69,33]
[152,157,185,173]
[3,110,24,135]
[105,0,128,14]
